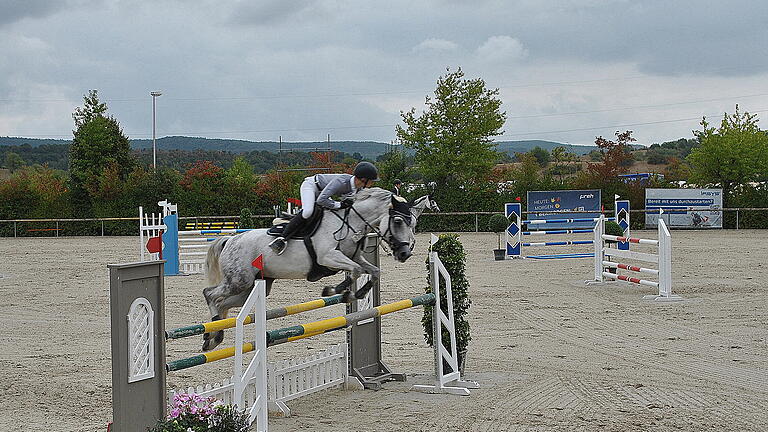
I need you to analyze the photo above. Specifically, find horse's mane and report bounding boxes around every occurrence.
[354,187,393,203]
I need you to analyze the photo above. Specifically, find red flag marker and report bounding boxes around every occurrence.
[146,236,163,255]
[251,254,264,278]
[515,196,521,202]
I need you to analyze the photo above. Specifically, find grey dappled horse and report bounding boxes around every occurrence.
[201,188,439,351]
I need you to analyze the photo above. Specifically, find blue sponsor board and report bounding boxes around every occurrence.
[527,190,602,229]
[645,188,722,228]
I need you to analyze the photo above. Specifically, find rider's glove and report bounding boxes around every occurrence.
[339,198,354,209]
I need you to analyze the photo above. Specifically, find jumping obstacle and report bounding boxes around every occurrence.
[587,215,682,301]
[110,246,476,431]
[139,200,255,276]
[166,293,437,371]
[505,199,630,259]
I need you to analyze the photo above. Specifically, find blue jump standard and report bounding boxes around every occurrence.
[526,253,594,259]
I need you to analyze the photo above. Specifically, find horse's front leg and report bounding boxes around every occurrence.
[349,254,380,299]
[351,254,380,279]
[317,250,370,301]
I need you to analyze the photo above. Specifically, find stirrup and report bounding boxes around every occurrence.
[269,237,287,255]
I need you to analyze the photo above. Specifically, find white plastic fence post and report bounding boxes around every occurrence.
[411,251,478,395]
[592,216,605,282]
[234,279,268,431]
[139,206,145,261]
[641,218,682,302]
[658,219,673,297]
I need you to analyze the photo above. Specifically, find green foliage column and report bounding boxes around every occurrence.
[422,234,472,373]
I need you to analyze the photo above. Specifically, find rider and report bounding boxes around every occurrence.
[392,179,402,196]
[268,161,380,255]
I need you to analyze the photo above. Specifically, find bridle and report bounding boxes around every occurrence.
[380,208,415,253]
[329,202,415,254]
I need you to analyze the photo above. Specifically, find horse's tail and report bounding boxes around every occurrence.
[205,237,228,286]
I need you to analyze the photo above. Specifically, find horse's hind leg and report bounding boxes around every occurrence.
[201,278,273,351]
[201,284,250,351]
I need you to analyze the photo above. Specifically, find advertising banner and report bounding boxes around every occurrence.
[645,188,723,228]
[527,190,602,229]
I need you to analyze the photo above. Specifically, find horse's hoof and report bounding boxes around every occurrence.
[322,285,335,297]
[334,277,353,294]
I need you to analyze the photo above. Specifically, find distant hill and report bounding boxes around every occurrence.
[1,136,602,158]
[0,136,390,159]
[495,140,598,156]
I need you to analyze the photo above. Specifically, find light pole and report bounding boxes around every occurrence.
[150,91,162,170]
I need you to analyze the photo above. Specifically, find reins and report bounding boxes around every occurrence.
[327,200,412,255]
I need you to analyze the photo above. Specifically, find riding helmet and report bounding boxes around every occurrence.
[353,161,379,181]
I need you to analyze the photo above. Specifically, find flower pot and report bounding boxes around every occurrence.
[493,249,506,260]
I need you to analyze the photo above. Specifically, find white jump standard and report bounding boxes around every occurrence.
[587,215,682,302]
[139,200,255,276]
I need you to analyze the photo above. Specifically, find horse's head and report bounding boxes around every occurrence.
[411,194,440,220]
[380,195,416,262]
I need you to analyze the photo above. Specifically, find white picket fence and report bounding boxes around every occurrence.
[169,342,352,417]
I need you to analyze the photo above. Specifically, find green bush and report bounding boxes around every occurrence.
[239,208,255,229]
[605,220,625,237]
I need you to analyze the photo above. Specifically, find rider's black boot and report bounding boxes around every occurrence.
[268,214,306,255]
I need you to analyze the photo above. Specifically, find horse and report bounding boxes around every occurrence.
[201,187,438,351]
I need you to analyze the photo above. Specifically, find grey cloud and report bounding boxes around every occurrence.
[1,0,767,145]
[0,0,68,26]
[228,0,317,26]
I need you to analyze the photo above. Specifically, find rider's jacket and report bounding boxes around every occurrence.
[309,174,358,210]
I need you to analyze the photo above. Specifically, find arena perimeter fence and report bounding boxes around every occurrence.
[1,208,767,237]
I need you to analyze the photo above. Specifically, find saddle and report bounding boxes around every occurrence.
[266,210,340,282]
[266,210,323,239]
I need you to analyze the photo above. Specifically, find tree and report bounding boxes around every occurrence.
[663,157,691,183]
[72,90,107,128]
[573,131,635,199]
[646,147,672,164]
[68,90,134,215]
[3,152,25,171]
[377,150,409,191]
[528,146,550,167]
[510,152,552,197]
[585,130,635,182]
[688,105,768,199]
[396,68,506,185]
[179,160,226,214]
[549,146,578,183]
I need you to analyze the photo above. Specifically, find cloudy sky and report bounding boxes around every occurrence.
[1,0,767,146]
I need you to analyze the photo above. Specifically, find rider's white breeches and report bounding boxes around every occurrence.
[300,178,318,219]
